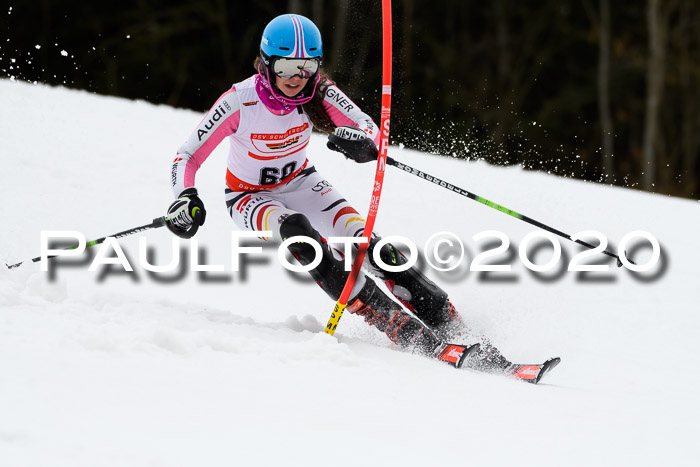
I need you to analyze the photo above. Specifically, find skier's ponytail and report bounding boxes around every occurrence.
[301,74,335,134]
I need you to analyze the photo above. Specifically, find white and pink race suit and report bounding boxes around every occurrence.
[170,74,379,242]
[169,73,466,353]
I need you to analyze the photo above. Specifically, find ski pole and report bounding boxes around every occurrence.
[5,216,168,269]
[386,157,632,267]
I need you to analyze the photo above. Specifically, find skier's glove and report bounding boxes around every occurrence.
[327,126,378,163]
[166,187,206,239]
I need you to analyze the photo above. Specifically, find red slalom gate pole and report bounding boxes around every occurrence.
[324,0,393,335]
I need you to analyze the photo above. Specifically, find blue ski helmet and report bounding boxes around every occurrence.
[259,14,323,105]
[260,14,323,61]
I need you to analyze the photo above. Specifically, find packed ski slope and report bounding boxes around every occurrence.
[1,79,698,467]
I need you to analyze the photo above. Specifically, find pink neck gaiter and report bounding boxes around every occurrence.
[255,74,295,115]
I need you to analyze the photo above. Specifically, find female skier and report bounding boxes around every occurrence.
[164,14,515,373]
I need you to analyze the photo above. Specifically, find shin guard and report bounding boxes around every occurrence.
[279,213,359,301]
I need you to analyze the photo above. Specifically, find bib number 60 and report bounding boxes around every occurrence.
[259,162,297,185]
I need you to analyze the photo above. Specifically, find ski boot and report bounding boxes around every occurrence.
[365,236,522,370]
[366,236,463,339]
[347,279,478,367]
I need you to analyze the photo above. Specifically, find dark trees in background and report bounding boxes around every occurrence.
[593,0,615,182]
[642,0,665,191]
[1,0,698,199]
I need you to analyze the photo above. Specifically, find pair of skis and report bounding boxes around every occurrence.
[436,343,561,384]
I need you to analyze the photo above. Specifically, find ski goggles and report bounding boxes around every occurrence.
[272,58,320,79]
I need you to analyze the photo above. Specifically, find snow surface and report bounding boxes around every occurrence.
[1,79,699,466]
